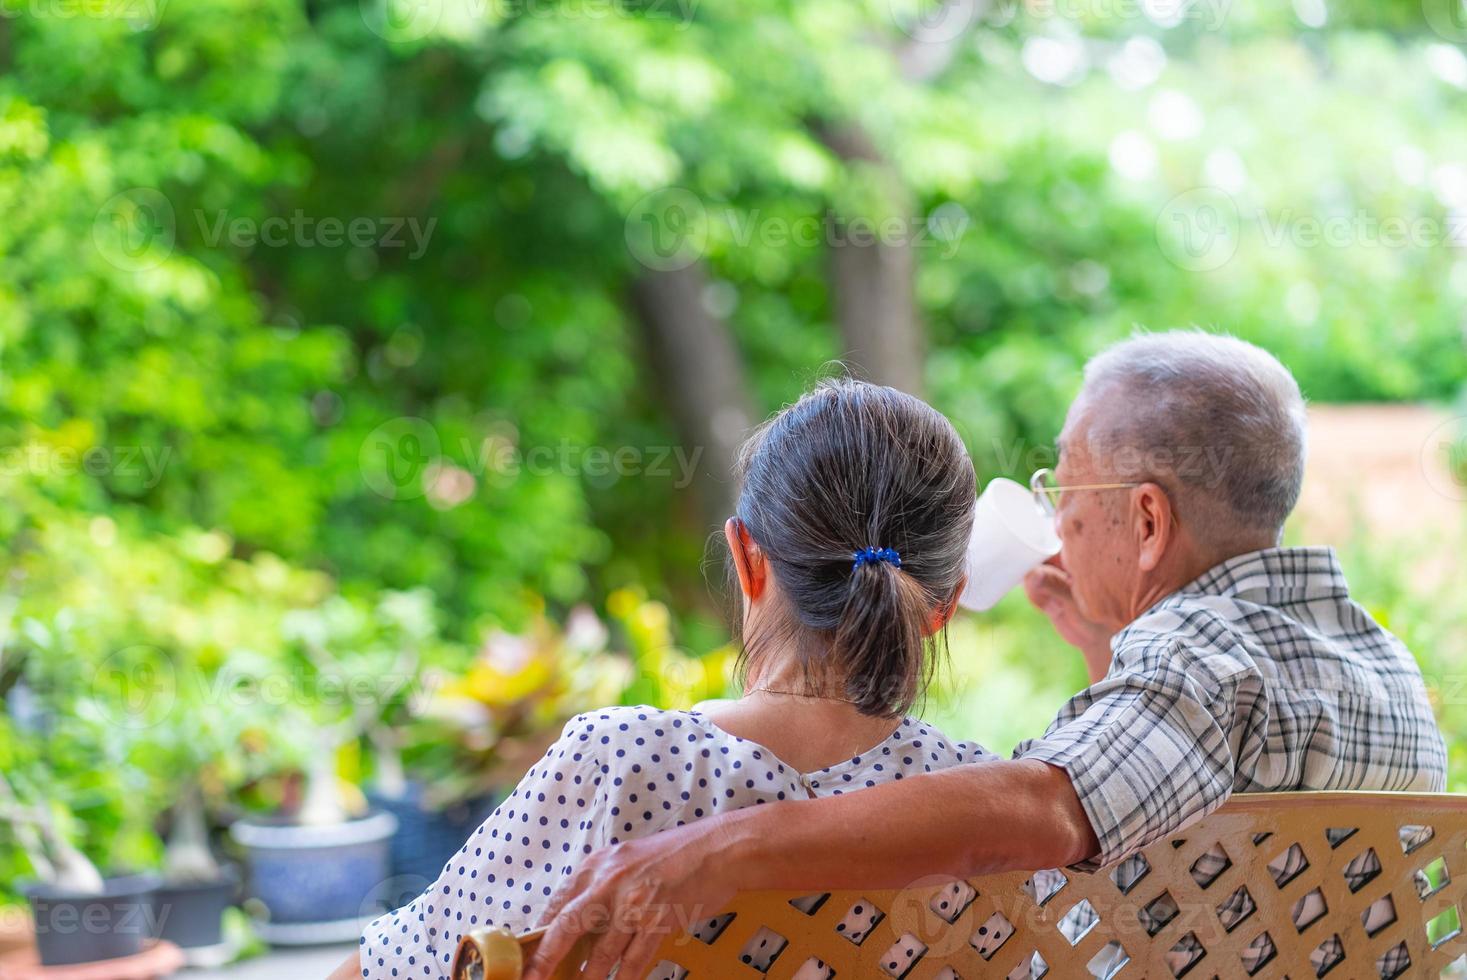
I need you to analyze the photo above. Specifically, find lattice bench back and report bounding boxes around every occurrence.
[481,792,1467,979]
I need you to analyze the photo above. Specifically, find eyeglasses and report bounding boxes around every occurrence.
[1029,467,1141,516]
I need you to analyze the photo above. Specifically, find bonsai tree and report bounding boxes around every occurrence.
[0,617,169,898]
[219,591,443,940]
[124,654,252,885]
[0,770,104,895]
[228,589,442,826]
[0,758,172,967]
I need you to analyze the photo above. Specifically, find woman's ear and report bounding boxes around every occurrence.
[724,517,768,601]
[925,574,967,635]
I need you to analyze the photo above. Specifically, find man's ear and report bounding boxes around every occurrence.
[724,517,768,601]
[925,574,967,635]
[1131,483,1174,572]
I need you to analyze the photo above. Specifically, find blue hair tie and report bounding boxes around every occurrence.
[852,546,902,571]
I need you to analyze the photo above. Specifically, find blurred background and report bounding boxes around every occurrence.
[2,0,1467,968]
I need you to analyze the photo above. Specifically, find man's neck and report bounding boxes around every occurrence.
[1128,536,1277,623]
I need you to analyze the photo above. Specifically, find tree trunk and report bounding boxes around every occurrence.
[630,265,755,532]
[820,0,989,396]
[822,125,925,395]
[163,784,223,884]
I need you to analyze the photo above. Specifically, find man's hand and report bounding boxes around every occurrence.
[524,821,737,980]
[337,760,1101,980]
[1024,558,1114,683]
[522,761,1100,980]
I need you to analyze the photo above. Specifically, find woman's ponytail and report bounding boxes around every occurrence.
[834,558,935,715]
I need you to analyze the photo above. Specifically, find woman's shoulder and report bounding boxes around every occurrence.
[799,715,995,795]
[555,704,717,751]
[887,716,996,767]
[520,705,723,795]
[556,707,994,758]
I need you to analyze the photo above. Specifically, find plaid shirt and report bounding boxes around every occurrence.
[1015,546,1447,871]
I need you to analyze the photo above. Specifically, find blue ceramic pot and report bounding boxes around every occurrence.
[230,811,396,944]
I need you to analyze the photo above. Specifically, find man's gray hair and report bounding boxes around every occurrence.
[1077,330,1308,542]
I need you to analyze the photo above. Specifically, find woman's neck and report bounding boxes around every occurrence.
[691,653,903,774]
[743,658,851,701]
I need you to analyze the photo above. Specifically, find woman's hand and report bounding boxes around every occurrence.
[1023,559,1114,683]
[524,820,740,980]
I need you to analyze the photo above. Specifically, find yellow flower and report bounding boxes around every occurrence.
[458,658,554,708]
[607,587,641,620]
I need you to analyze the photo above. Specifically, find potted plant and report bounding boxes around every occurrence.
[224,594,426,945]
[28,626,251,965]
[227,741,398,945]
[126,671,249,965]
[0,771,169,970]
[0,629,181,972]
[151,786,240,961]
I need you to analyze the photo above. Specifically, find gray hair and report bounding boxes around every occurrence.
[1074,330,1308,542]
[732,378,976,717]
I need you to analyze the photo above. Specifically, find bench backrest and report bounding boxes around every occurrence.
[508,791,1467,979]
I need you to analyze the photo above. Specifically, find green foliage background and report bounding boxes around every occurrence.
[1,0,1466,894]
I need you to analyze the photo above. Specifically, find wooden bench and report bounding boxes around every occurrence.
[454,792,1467,979]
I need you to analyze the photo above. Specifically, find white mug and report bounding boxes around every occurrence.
[959,477,1061,611]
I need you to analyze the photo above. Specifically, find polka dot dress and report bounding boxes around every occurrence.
[360,704,993,979]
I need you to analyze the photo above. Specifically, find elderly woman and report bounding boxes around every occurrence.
[330,378,998,980]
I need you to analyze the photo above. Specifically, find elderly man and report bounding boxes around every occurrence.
[524,331,1446,980]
